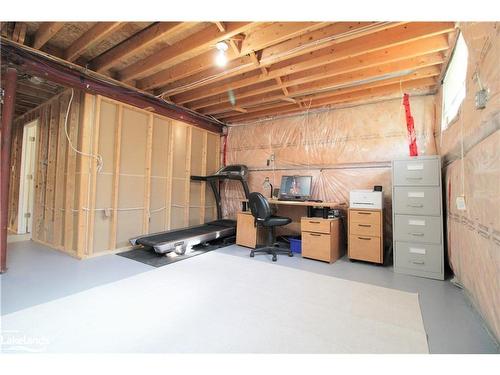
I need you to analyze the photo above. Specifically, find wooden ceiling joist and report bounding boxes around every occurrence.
[33,22,65,49]
[221,72,440,121]
[156,22,393,98]
[239,22,328,56]
[136,22,327,91]
[65,22,124,62]
[187,34,448,111]
[4,21,457,122]
[118,22,254,83]
[169,22,454,105]
[225,77,438,122]
[11,22,27,44]
[201,59,442,116]
[89,22,184,73]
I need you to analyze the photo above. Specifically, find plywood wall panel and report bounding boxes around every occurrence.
[9,91,221,257]
[92,100,117,252]
[115,107,149,247]
[148,117,170,233]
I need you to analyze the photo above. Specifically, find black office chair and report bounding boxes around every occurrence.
[248,192,293,262]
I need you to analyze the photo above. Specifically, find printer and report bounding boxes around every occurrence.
[349,189,383,209]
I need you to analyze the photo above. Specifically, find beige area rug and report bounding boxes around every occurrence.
[1,251,429,353]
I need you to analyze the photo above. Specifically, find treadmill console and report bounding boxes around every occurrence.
[215,164,248,179]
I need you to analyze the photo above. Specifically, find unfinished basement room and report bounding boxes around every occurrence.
[0,2,499,371]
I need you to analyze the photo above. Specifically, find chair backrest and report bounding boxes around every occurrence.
[248,192,271,222]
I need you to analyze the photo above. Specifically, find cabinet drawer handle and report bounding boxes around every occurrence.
[358,224,371,227]
[309,233,321,237]
[407,204,424,208]
[409,232,425,236]
[308,221,321,224]
[411,260,425,265]
[406,176,423,180]
[357,212,372,215]
[358,237,372,241]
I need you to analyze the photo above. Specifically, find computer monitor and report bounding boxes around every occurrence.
[278,175,312,199]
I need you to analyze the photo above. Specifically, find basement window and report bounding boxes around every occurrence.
[441,32,468,130]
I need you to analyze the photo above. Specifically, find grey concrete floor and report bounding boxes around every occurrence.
[1,239,498,354]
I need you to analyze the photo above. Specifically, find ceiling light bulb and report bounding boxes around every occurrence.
[215,51,227,67]
[215,41,228,52]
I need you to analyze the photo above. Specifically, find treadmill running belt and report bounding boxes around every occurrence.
[136,222,235,247]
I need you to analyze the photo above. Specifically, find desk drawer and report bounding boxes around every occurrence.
[348,234,382,263]
[393,214,442,244]
[393,159,440,186]
[301,218,331,234]
[349,221,380,237]
[349,209,381,225]
[394,241,442,274]
[393,187,441,216]
[302,231,331,262]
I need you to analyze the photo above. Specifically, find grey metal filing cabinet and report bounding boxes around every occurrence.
[392,155,444,280]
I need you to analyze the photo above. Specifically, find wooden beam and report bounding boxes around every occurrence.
[168,22,455,104]
[137,48,248,90]
[222,71,438,120]
[287,54,444,97]
[189,35,449,111]
[275,76,289,96]
[65,22,124,62]
[1,38,223,132]
[33,22,65,49]
[161,23,392,97]
[249,51,260,66]
[201,54,443,115]
[225,77,437,122]
[240,22,328,55]
[260,22,400,64]
[118,22,254,82]
[109,104,123,250]
[228,39,240,55]
[214,22,226,32]
[63,90,81,251]
[232,106,248,113]
[0,68,17,273]
[89,22,184,73]
[12,22,27,44]
[136,23,327,91]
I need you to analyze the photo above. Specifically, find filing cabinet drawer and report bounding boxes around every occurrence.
[349,209,381,225]
[348,235,382,263]
[393,187,441,216]
[393,214,442,244]
[302,232,332,262]
[394,241,442,274]
[393,159,440,186]
[350,221,381,237]
[301,218,331,234]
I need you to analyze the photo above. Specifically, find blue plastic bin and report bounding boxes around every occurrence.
[289,236,302,253]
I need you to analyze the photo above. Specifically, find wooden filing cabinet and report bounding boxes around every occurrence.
[348,208,383,264]
[301,217,341,263]
[236,211,266,248]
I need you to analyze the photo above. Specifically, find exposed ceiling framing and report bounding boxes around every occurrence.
[1,21,457,122]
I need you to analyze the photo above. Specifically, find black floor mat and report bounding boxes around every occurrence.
[117,237,235,267]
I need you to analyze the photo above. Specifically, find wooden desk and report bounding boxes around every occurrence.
[267,199,340,207]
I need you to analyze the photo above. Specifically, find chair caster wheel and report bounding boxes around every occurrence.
[272,255,277,262]
[288,252,293,257]
[250,251,254,258]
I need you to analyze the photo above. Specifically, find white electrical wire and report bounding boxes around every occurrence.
[64,88,104,172]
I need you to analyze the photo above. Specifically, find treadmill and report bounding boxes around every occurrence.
[129,164,249,255]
